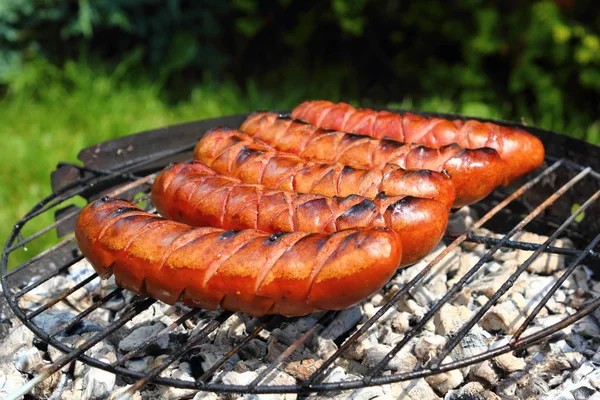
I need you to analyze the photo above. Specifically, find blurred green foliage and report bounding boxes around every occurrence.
[1,0,599,144]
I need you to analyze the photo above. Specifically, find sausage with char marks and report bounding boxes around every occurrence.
[75,197,402,317]
[152,162,448,266]
[291,100,545,182]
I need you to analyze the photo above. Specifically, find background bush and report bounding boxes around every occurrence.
[1,0,599,267]
[1,0,599,141]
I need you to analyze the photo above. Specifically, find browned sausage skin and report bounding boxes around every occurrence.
[193,127,456,209]
[291,100,545,182]
[75,197,402,316]
[240,112,507,207]
[152,162,448,266]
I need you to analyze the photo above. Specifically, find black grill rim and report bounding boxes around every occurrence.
[2,110,600,397]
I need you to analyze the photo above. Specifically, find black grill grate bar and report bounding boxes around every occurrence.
[115,311,234,400]
[198,315,280,383]
[15,139,177,226]
[250,311,338,390]
[56,162,145,182]
[26,272,99,320]
[304,159,564,387]
[511,231,600,343]
[444,232,600,259]
[4,140,192,253]
[5,172,156,280]
[113,308,202,367]
[49,288,124,339]
[5,297,156,400]
[4,236,77,279]
[6,207,81,253]
[369,166,592,376]
[13,255,84,299]
[430,175,596,368]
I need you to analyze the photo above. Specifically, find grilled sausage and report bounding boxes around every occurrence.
[75,197,402,317]
[241,112,507,207]
[193,127,456,209]
[291,100,545,182]
[152,162,448,266]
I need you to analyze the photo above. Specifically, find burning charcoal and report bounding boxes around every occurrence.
[362,344,417,372]
[573,362,598,383]
[424,367,464,394]
[513,232,571,274]
[260,367,296,386]
[0,362,27,400]
[311,336,337,359]
[321,306,362,341]
[452,287,472,308]
[469,360,498,386]
[322,365,346,383]
[377,307,402,326]
[515,372,553,399]
[371,293,385,307]
[467,259,519,298]
[398,298,428,320]
[335,358,368,376]
[193,392,222,400]
[349,386,385,400]
[379,326,403,346]
[414,335,446,364]
[362,302,378,319]
[447,206,476,233]
[83,359,116,400]
[196,344,240,372]
[267,337,299,362]
[493,352,527,373]
[238,338,267,360]
[343,337,372,361]
[433,303,473,336]
[411,286,446,308]
[284,359,323,382]
[124,356,154,373]
[220,370,258,386]
[481,293,528,334]
[445,381,488,400]
[213,313,246,346]
[32,310,103,337]
[125,302,172,328]
[118,323,169,352]
[13,347,46,376]
[385,378,440,399]
[171,362,194,382]
[572,316,600,339]
[571,386,597,400]
[446,252,481,288]
[397,243,453,285]
[391,311,411,333]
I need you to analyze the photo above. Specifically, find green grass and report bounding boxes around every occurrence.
[1,59,598,269]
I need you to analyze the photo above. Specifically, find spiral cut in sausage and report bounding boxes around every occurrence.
[193,127,456,209]
[241,112,507,207]
[75,197,402,316]
[152,162,448,266]
[291,100,545,182]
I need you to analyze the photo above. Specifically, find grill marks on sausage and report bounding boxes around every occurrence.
[291,100,544,182]
[77,198,402,316]
[239,112,510,207]
[152,162,389,234]
[194,128,455,208]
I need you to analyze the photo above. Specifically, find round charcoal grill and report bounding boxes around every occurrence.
[2,111,600,399]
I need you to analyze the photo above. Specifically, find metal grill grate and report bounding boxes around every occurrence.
[2,112,600,399]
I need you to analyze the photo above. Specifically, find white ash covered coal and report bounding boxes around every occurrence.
[1,206,600,400]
